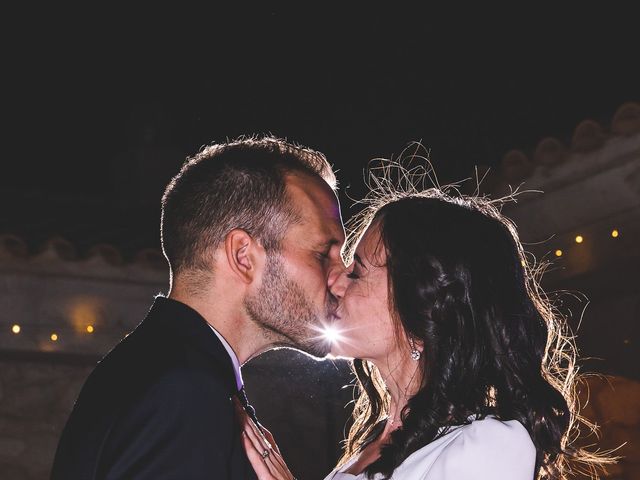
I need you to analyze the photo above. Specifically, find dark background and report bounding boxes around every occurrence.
[3,5,638,257]
[1,6,638,479]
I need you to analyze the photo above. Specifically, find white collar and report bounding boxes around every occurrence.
[207,324,244,391]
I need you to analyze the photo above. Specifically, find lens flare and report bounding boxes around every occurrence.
[320,325,345,344]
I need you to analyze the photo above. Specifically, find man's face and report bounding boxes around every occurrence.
[244,172,346,357]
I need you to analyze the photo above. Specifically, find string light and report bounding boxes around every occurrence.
[5,226,630,350]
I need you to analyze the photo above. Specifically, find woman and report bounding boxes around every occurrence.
[240,172,610,479]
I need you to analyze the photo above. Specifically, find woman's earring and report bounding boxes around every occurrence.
[409,338,421,361]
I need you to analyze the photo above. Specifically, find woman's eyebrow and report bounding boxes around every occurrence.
[353,253,368,270]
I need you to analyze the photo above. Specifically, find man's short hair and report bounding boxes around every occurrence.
[161,135,337,277]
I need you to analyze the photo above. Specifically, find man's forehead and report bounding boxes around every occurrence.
[284,176,344,250]
[286,173,343,223]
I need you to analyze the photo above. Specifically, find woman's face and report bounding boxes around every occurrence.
[330,222,398,361]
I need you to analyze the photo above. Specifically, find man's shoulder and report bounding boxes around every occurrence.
[77,318,232,411]
[68,320,234,409]
[82,322,166,389]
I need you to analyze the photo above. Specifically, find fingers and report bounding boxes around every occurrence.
[235,400,293,479]
[243,414,272,451]
[235,400,276,478]
[242,422,274,477]
[232,396,274,451]
[243,428,279,477]
[241,432,273,479]
[257,424,281,455]
[234,399,271,450]
[242,420,293,479]
[244,415,269,455]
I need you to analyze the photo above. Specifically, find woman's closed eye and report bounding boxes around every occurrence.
[347,253,366,279]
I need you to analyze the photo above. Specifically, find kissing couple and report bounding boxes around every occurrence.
[52,136,607,479]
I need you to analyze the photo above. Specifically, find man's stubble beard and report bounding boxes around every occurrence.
[244,252,330,358]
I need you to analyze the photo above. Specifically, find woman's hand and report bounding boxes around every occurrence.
[234,398,296,480]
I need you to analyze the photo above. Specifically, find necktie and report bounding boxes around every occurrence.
[236,385,262,432]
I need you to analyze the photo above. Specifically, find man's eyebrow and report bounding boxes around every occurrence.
[314,239,341,250]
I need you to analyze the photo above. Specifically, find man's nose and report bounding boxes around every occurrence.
[328,263,349,299]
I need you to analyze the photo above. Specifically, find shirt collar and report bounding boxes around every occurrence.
[207,324,244,391]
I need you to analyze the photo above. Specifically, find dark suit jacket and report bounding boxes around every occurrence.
[51,296,257,480]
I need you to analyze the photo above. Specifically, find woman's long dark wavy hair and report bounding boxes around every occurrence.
[338,159,613,479]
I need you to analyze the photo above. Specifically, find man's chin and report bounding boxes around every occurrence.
[298,342,332,360]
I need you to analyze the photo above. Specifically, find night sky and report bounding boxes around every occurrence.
[3,5,638,257]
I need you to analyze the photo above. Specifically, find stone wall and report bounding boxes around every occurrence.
[0,355,93,479]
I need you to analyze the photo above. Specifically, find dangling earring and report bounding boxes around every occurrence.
[409,337,421,361]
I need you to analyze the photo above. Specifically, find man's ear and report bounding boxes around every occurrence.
[223,229,264,284]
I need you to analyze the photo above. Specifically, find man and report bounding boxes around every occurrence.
[51,136,347,479]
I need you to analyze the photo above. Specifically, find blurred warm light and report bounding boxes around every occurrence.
[50,333,59,342]
[555,249,563,257]
[86,325,94,333]
[575,235,584,244]
[11,324,21,334]
[611,229,619,238]
[69,298,102,333]
[520,260,526,267]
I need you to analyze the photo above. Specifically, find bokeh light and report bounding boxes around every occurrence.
[69,298,101,333]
